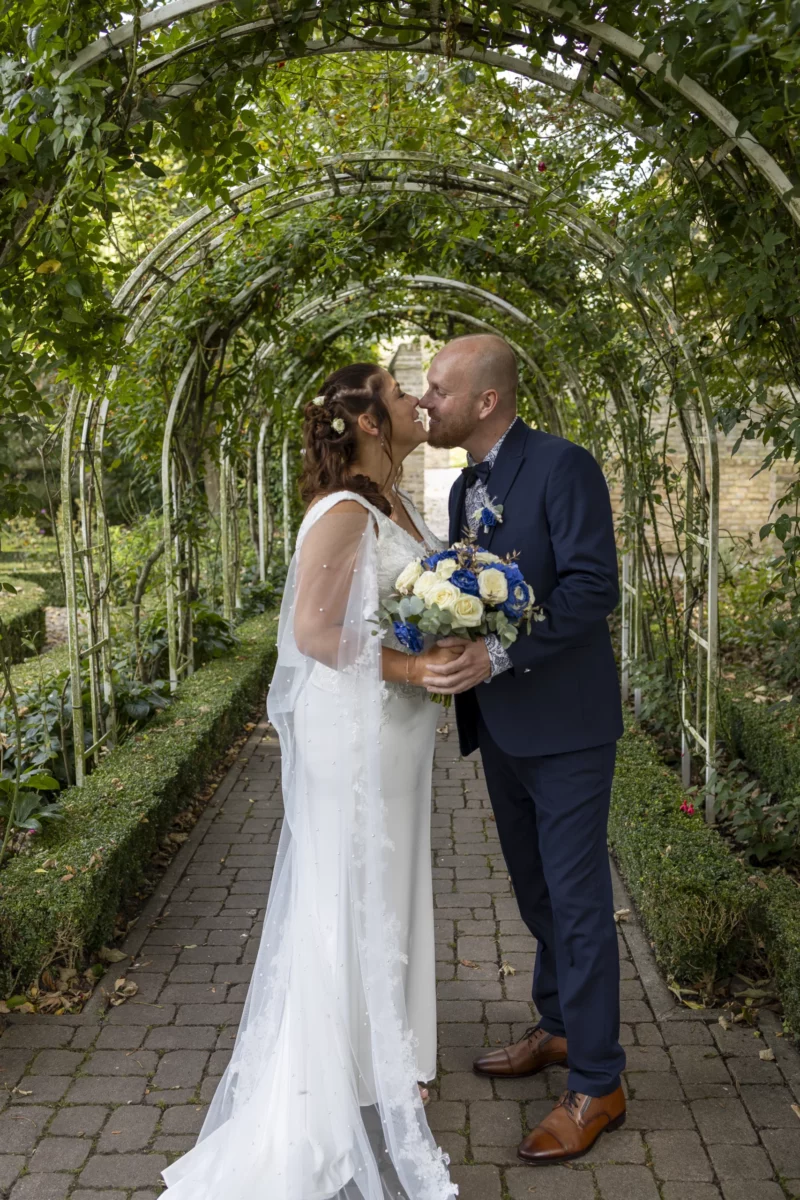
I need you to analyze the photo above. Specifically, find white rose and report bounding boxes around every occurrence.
[413,571,439,602]
[435,556,459,580]
[478,567,509,604]
[450,594,484,628]
[428,580,460,612]
[474,550,501,565]
[395,560,423,594]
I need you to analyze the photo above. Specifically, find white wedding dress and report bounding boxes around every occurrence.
[161,489,457,1200]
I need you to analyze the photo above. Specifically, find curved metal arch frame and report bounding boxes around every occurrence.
[155,270,571,687]
[112,154,627,346]
[60,0,800,227]
[61,163,720,803]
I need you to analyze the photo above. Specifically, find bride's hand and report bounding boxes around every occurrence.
[408,641,466,685]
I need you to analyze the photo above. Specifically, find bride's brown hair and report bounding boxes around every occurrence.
[300,363,395,516]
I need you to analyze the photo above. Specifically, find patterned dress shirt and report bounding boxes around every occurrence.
[464,418,519,680]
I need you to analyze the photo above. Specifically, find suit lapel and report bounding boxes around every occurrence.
[449,471,468,544]
[483,419,528,549]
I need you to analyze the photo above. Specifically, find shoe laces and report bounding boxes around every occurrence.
[519,1024,546,1045]
[557,1089,581,1117]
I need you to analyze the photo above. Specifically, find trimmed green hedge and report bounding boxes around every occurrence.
[610,718,760,990]
[9,645,71,692]
[0,564,65,606]
[763,872,800,1034]
[718,664,800,808]
[611,714,800,1033]
[717,665,800,1032]
[0,577,47,662]
[0,612,278,990]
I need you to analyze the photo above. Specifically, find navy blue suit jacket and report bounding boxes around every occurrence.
[449,420,623,758]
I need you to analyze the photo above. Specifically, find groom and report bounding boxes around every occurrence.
[419,334,626,1163]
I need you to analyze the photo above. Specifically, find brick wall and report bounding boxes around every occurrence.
[609,410,792,555]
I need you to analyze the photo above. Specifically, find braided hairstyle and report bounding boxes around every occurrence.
[300,363,395,516]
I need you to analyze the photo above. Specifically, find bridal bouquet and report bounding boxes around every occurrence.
[379,542,543,701]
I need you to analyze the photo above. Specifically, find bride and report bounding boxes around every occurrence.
[161,363,460,1200]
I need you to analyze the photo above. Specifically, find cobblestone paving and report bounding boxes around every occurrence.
[2,713,800,1200]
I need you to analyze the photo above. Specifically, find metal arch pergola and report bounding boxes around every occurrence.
[158,268,576,691]
[57,133,724,806]
[59,0,800,230]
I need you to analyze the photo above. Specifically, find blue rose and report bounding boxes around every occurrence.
[478,506,498,528]
[449,569,480,596]
[393,620,424,654]
[496,560,525,587]
[421,549,457,572]
[502,582,531,620]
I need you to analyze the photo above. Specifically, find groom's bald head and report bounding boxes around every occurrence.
[421,334,519,455]
[445,334,518,411]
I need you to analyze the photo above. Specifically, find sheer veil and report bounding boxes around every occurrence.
[161,491,457,1200]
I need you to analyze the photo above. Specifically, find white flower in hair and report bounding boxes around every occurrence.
[311,395,325,406]
[332,417,345,433]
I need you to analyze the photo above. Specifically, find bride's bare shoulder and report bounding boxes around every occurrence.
[305,494,369,518]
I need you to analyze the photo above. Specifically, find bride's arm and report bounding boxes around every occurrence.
[293,500,372,668]
[293,499,462,681]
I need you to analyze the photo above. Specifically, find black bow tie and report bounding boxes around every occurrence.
[461,461,492,488]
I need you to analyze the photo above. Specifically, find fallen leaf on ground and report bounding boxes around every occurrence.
[107,978,139,1007]
[499,962,516,977]
[459,959,480,969]
[614,908,631,923]
[791,1105,800,1122]
[759,1048,776,1062]
[97,946,128,964]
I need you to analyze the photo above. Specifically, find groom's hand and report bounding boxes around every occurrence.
[423,637,491,694]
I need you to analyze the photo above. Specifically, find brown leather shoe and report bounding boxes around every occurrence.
[473,1024,568,1078]
[518,1086,626,1162]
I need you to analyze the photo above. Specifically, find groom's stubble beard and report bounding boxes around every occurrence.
[426,407,480,450]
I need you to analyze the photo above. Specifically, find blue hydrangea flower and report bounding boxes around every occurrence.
[502,582,531,620]
[449,568,480,596]
[393,620,424,654]
[421,549,458,572]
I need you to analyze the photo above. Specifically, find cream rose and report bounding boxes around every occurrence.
[435,556,459,581]
[395,559,423,594]
[413,571,439,602]
[478,567,509,604]
[427,580,460,612]
[474,550,501,565]
[450,593,484,628]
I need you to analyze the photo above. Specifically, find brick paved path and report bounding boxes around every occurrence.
[2,713,800,1200]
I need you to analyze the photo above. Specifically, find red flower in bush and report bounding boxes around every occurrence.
[537,160,547,172]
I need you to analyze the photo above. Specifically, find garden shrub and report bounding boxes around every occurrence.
[762,872,800,1035]
[610,718,760,991]
[718,663,800,811]
[0,578,46,662]
[0,612,278,991]
[0,564,65,606]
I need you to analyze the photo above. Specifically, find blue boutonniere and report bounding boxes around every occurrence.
[471,497,504,534]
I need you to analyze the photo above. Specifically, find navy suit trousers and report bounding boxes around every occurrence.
[477,716,626,1096]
